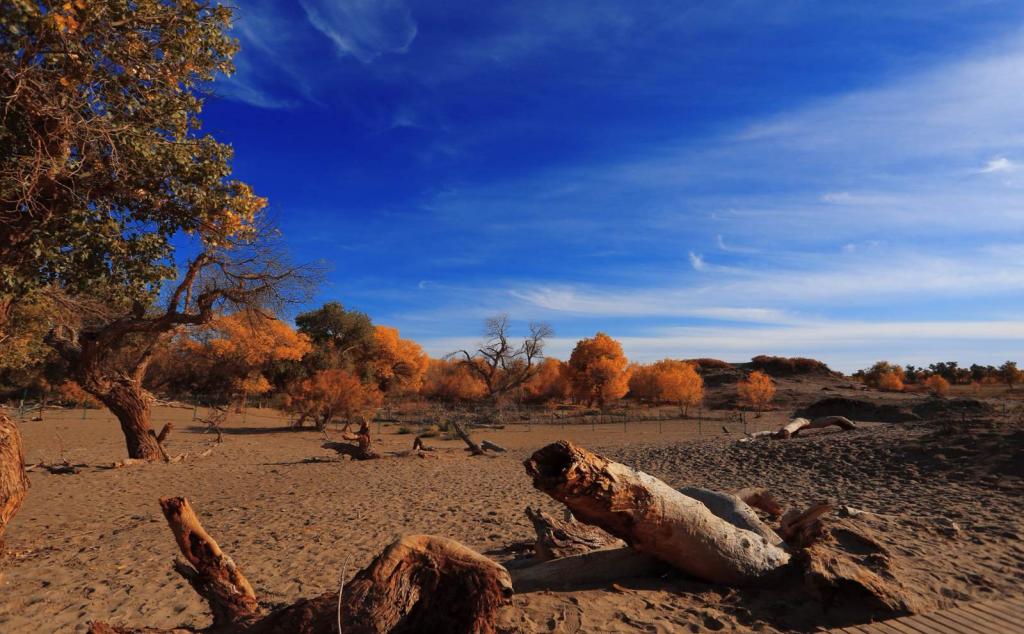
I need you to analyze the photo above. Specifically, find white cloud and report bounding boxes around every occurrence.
[979,157,1018,173]
[688,251,706,271]
[299,0,418,63]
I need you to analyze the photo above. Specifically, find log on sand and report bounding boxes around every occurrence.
[450,419,485,455]
[773,416,857,439]
[525,506,623,560]
[89,497,512,634]
[511,546,666,593]
[524,441,792,585]
[678,487,783,546]
[0,415,29,551]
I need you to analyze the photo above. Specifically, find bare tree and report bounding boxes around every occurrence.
[45,236,317,462]
[453,315,553,400]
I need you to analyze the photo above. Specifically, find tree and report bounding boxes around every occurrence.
[294,302,375,370]
[2,3,315,460]
[454,315,553,400]
[737,370,774,415]
[566,333,631,408]
[420,358,487,402]
[877,372,904,392]
[1000,361,1021,390]
[862,361,905,391]
[367,325,429,395]
[283,369,383,431]
[923,374,950,396]
[520,358,570,404]
[181,311,311,402]
[629,360,703,415]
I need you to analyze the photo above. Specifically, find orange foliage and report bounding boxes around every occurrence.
[367,325,429,394]
[877,372,905,392]
[630,360,704,414]
[738,370,775,414]
[283,369,383,429]
[567,333,631,408]
[420,359,487,402]
[521,358,570,404]
[55,380,100,408]
[923,374,950,396]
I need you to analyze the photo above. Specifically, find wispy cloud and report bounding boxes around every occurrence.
[299,0,418,62]
[688,251,706,271]
[979,156,1019,173]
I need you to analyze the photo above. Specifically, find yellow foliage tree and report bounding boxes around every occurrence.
[521,357,570,404]
[420,358,488,402]
[283,369,383,430]
[567,333,631,408]
[629,360,704,415]
[923,374,950,396]
[877,372,905,392]
[367,325,429,395]
[738,370,775,415]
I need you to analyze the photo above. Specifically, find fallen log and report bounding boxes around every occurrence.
[732,487,784,517]
[524,441,792,585]
[480,439,507,453]
[773,416,856,439]
[510,546,666,592]
[451,419,485,455]
[89,497,512,634]
[322,420,379,460]
[678,487,783,545]
[525,506,623,560]
[0,415,29,551]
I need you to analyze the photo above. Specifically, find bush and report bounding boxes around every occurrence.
[877,372,905,392]
[923,375,950,396]
[686,358,732,370]
[750,355,831,376]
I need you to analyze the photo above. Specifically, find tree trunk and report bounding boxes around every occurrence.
[510,546,666,592]
[99,382,166,462]
[524,441,792,585]
[89,497,512,634]
[525,506,623,560]
[773,416,856,439]
[451,419,485,455]
[0,415,29,551]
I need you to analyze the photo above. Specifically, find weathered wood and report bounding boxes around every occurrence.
[0,415,29,551]
[678,487,783,545]
[156,422,173,445]
[774,416,856,439]
[524,441,792,585]
[322,420,379,460]
[159,496,262,627]
[480,439,507,453]
[732,487,784,517]
[451,419,485,455]
[525,506,623,560]
[510,546,666,592]
[89,499,512,634]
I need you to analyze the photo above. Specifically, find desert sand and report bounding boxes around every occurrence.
[1,379,1022,633]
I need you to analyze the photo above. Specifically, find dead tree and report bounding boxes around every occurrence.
[524,441,792,585]
[525,506,623,560]
[0,415,29,551]
[322,420,379,460]
[453,315,553,400]
[773,416,857,439]
[451,419,485,455]
[89,497,513,633]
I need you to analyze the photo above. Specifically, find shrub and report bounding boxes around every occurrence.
[877,372,905,392]
[750,355,831,376]
[686,358,732,370]
[923,374,950,396]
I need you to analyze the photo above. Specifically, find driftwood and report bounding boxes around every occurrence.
[0,415,29,550]
[510,546,666,592]
[412,435,435,451]
[451,420,485,455]
[733,487,784,517]
[480,439,507,453]
[322,420,379,460]
[525,506,623,560]
[773,416,857,439]
[89,497,512,634]
[524,441,792,585]
[678,487,783,546]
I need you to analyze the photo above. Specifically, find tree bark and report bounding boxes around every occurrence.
[678,487,784,546]
[773,416,856,439]
[0,415,29,551]
[99,382,166,462]
[525,506,623,560]
[524,441,792,585]
[88,497,512,634]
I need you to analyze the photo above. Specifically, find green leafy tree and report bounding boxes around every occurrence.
[2,1,311,460]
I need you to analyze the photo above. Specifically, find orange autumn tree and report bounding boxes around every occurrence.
[521,358,570,404]
[185,312,311,404]
[567,333,632,408]
[863,361,905,392]
[283,369,383,430]
[738,370,775,416]
[630,360,704,415]
[366,326,429,395]
[923,374,950,396]
[420,358,488,402]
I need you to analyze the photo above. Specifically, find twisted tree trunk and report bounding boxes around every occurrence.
[100,382,166,462]
[0,415,29,551]
[524,441,792,585]
[89,497,512,634]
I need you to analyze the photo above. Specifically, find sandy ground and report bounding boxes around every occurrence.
[1,397,1022,633]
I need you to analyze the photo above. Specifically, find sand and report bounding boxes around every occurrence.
[1,389,1022,633]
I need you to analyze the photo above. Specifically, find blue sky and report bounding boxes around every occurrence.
[202,0,1024,372]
